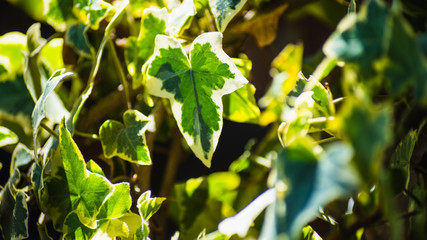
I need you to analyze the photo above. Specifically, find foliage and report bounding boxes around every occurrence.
[1,0,427,239]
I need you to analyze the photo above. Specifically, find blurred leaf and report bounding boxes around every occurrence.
[5,0,44,21]
[73,0,113,29]
[391,129,419,188]
[99,109,152,165]
[65,23,93,58]
[300,225,322,240]
[208,0,248,32]
[0,32,26,81]
[0,126,18,147]
[262,142,358,239]
[146,32,248,167]
[44,0,76,32]
[336,100,392,183]
[24,23,45,102]
[40,38,65,73]
[228,4,288,47]
[10,143,32,175]
[223,83,260,124]
[59,119,113,228]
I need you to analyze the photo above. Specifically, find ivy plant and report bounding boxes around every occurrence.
[1,0,427,239]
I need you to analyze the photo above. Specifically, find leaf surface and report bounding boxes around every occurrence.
[73,0,113,29]
[99,109,151,164]
[0,126,18,147]
[146,32,248,166]
[208,0,248,32]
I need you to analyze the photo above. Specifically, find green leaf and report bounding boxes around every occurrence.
[99,109,151,164]
[125,7,167,88]
[337,100,392,183]
[0,126,18,147]
[65,23,93,58]
[44,0,76,32]
[0,32,26,81]
[40,38,65,73]
[146,32,248,167]
[32,70,72,151]
[262,142,358,239]
[24,23,45,102]
[59,119,113,228]
[391,129,419,188]
[119,212,143,240]
[95,218,130,239]
[0,175,29,240]
[208,0,248,32]
[137,190,166,222]
[10,143,32,175]
[223,83,260,124]
[86,160,105,176]
[63,212,96,240]
[30,162,43,201]
[98,182,132,220]
[73,0,113,29]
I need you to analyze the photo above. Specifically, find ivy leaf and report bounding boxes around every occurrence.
[63,212,96,240]
[223,83,260,124]
[0,189,29,240]
[208,0,248,32]
[44,0,76,32]
[0,126,18,147]
[98,182,132,220]
[59,119,113,228]
[0,32,26,81]
[260,142,359,239]
[32,70,73,151]
[99,109,152,165]
[137,190,166,222]
[168,0,196,36]
[73,0,113,30]
[65,23,93,58]
[10,143,32,175]
[146,32,248,167]
[125,7,167,88]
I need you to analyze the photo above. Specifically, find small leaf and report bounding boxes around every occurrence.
[0,126,18,147]
[59,119,113,228]
[73,0,113,29]
[96,218,130,238]
[137,190,166,222]
[208,0,248,32]
[40,38,65,73]
[10,143,32,175]
[86,160,105,176]
[99,109,152,164]
[168,0,196,36]
[223,83,260,124]
[146,32,248,167]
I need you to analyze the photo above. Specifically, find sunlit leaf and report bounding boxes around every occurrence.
[99,109,152,164]
[208,0,248,32]
[59,119,113,228]
[0,126,18,147]
[86,160,105,176]
[73,0,113,29]
[146,32,248,167]
[0,32,26,81]
[40,38,65,73]
[137,190,166,222]
[98,182,132,220]
[63,211,96,240]
[223,83,260,124]
[44,0,76,32]
[168,0,196,36]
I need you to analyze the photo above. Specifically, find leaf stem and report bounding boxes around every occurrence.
[317,136,337,144]
[108,39,132,109]
[40,122,59,139]
[308,116,335,125]
[74,130,99,140]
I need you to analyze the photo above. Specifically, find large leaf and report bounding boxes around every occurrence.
[99,109,151,165]
[0,126,18,147]
[208,0,248,32]
[73,0,113,29]
[59,119,113,228]
[146,32,248,167]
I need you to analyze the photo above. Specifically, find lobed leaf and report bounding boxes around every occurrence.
[146,32,248,167]
[99,109,152,165]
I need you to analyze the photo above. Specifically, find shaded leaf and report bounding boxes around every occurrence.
[208,0,248,32]
[146,32,248,167]
[10,143,32,175]
[99,109,152,164]
[63,212,96,240]
[65,23,93,58]
[0,126,18,147]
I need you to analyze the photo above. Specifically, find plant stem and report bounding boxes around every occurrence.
[40,122,59,139]
[74,130,99,140]
[308,116,335,125]
[317,136,337,144]
[108,39,132,109]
